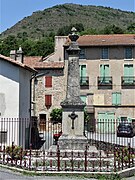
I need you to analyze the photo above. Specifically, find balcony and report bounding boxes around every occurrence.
[80,76,89,89]
[121,76,135,88]
[98,76,112,89]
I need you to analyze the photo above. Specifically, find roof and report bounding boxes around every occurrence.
[0,54,36,72]
[24,56,64,69]
[65,34,135,46]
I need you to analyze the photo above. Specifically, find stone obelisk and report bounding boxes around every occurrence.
[58,27,88,150]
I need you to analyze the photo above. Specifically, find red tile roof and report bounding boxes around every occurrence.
[24,56,64,69]
[0,54,36,72]
[65,34,135,46]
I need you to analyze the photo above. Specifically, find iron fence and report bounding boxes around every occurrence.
[0,118,135,172]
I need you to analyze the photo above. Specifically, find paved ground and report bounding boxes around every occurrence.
[0,168,95,180]
[0,167,135,180]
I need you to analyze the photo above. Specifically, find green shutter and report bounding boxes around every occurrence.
[105,65,109,82]
[117,93,121,105]
[100,65,104,81]
[82,65,86,77]
[98,112,115,133]
[112,92,121,105]
[112,93,116,105]
[100,65,109,83]
[80,95,86,103]
[80,65,86,83]
[124,65,134,83]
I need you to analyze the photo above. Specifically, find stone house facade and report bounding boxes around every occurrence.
[24,36,67,128]
[25,34,135,133]
[64,34,135,133]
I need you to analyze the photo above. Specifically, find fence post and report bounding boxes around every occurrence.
[121,147,124,170]
[11,142,14,165]
[29,144,32,170]
[71,150,74,171]
[20,147,23,167]
[57,144,60,171]
[3,145,5,164]
[43,151,45,171]
[114,146,116,172]
[128,143,131,168]
[84,145,87,172]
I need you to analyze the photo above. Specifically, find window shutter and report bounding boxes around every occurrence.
[45,95,52,107]
[112,93,116,105]
[116,93,121,105]
[124,64,133,83]
[80,95,87,103]
[45,76,52,87]
[112,92,121,105]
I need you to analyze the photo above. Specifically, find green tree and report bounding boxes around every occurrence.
[50,108,63,124]
[0,35,18,56]
[127,23,135,33]
[50,108,89,124]
[80,28,98,35]
[57,23,84,36]
[102,24,124,34]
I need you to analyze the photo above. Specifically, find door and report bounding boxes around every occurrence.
[39,114,46,131]
[98,112,115,133]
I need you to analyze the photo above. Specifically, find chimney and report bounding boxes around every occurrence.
[10,50,16,60]
[16,46,24,63]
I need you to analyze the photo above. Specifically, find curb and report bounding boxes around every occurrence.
[0,164,135,178]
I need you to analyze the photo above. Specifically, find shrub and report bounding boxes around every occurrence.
[6,145,26,160]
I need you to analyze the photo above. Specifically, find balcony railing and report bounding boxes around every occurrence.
[98,76,112,86]
[121,76,135,86]
[80,76,89,89]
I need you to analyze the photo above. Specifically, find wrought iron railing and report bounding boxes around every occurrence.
[121,76,135,86]
[80,77,89,89]
[0,118,134,172]
[98,76,112,86]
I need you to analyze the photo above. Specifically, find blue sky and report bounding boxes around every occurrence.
[0,0,135,33]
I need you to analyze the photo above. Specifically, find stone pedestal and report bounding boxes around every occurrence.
[58,105,88,150]
[58,135,87,150]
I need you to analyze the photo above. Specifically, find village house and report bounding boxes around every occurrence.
[0,47,36,147]
[24,36,66,130]
[25,34,135,133]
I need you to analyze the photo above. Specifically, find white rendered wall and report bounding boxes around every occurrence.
[0,60,19,118]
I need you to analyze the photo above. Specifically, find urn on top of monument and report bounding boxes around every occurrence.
[61,27,85,107]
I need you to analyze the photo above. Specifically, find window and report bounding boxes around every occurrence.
[45,76,52,88]
[79,48,85,59]
[0,131,7,143]
[45,95,52,108]
[101,47,109,59]
[125,47,132,59]
[112,92,121,105]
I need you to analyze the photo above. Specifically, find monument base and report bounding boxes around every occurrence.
[58,134,88,150]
